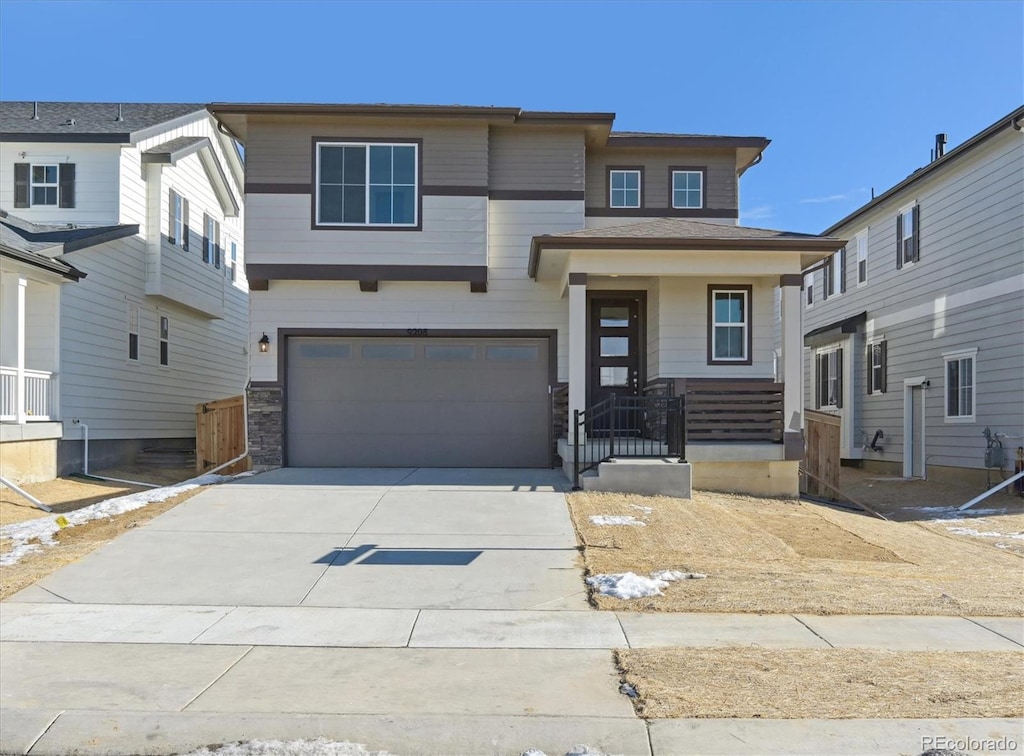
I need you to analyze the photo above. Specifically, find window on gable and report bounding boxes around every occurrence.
[814,347,843,409]
[169,190,189,249]
[159,316,170,366]
[609,169,641,209]
[671,169,703,209]
[14,163,75,209]
[867,340,887,394]
[856,233,868,284]
[127,304,140,362]
[708,286,751,364]
[316,142,419,227]
[896,205,920,268]
[944,349,976,421]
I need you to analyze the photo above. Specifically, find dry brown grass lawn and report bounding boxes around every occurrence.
[617,647,1024,719]
[568,491,1024,615]
[0,465,201,600]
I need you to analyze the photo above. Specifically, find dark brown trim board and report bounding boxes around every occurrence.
[488,190,585,201]
[667,165,707,210]
[606,165,645,209]
[246,183,312,195]
[423,185,489,197]
[249,279,269,291]
[706,284,754,366]
[568,272,588,286]
[779,273,803,287]
[584,207,739,219]
[607,135,770,150]
[246,264,487,284]
[310,136,425,232]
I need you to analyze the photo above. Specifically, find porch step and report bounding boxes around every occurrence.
[583,458,692,498]
[134,447,196,468]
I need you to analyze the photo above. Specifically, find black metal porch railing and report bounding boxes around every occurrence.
[572,394,686,490]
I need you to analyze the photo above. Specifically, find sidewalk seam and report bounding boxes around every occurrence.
[188,606,240,644]
[962,616,1024,648]
[405,609,422,647]
[791,615,835,648]
[179,645,254,712]
[24,709,64,755]
[613,612,632,649]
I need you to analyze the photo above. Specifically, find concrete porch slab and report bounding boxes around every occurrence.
[584,458,692,498]
[26,710,652,756]
[409,609,627,648]
[0,603,231,644]
[186,647,634,718]
[795,614,1024,651]
[616,612,830,649]
[191,606,419,647]
[0,642,249,711]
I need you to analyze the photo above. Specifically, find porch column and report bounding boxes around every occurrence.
[568,272,587,443]
[16,274,27,423]
[780,275,803,460]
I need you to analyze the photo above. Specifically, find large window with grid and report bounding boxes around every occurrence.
[708,286,752,364]
[316,142,419,227]
[609,169,641,208]
[944,349,976,421]
[671,169,704,209]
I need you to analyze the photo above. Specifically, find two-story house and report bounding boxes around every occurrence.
[209,103,842,497]
[0,102,248,482]
[803,106,1024,482]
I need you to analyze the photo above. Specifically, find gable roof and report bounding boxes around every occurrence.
[823,105,1024,235]
[0,210,137,264]
[0,102,206,143]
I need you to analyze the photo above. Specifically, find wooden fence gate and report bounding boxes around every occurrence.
[195,395,248,475]
[802,409,841,498]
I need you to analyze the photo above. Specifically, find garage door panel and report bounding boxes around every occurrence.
[286,337,550,468]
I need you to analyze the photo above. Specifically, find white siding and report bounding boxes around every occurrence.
[0,142,121,225]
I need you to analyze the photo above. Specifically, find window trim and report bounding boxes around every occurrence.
[312,137,423,231]
[815,344,844,409]
[159,315,169,367]
[227,240,238,282]
[668,166,706,209]
[943,347,977,422]
[896,202,919,269]
[30,164,59,206]
[805,270,814,307]
[127,303,140,363]
[823,247,845,300]
[867,338,887,395]
[607,166,644,210]
[707,284,753,366]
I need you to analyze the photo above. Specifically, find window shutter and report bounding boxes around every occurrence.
[58,163,76,208]
[866,345,873,394]
[14,163,29,208]
[879,341,888,393]
[182,199,190,251]
[895,214,903,270]
[823,259,831,300]
[214,220,222,268]
[911,205,920,262]
[814,354,822,409]
[168,190,177,244]
[202,214,210,263]
[839,248,847,293]
[836,348,844,409]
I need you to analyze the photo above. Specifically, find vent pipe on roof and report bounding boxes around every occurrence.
[934,133,947,160]
[31,101,39,120]
[115,103,124,122]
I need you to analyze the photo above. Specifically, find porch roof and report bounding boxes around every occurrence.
[528,218,846,280]
[0,211,138,255]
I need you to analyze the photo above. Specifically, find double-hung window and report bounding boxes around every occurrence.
[805,271,814,306]
[867,340,887,394]
[169,190,189,249]
[856,233,868,284]
[316,142,419,227]
[671,169,704,209]
[943,348,976,421]
[227,241,238,282]
[203,214,220,266]
[14,162,75,208]
[159,316,169,366]
[127,304,140,362]
[823,247,845,299]
[896,205,919,268]
[31,165,59,206]
[708,286,751,364]
[815,347,843,409]
[609,169,641,209]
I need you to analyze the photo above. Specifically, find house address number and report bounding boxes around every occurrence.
[406,328,429,336]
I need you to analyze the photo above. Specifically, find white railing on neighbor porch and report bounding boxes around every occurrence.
[0,367,55,421]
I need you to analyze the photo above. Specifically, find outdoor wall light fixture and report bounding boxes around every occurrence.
[258,333,270,353]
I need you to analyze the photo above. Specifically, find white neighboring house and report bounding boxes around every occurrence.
[803,106,1024,481]
[0,102,248,483]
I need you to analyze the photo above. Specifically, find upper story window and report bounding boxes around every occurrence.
[823,247,845,299]
[127,304,140,362]
[609,169,641,209]
[14,162,75,208]
[227,240,238,282]
[203,214,220,266]
[671,169,704,209]
[316,142,419,227]
[708,285,752,365]
[944,348,976,421]
[856,232,868,284]
[168,190,189,250]
[867,340,887,394]
[896,204,919,269]
[805,271,814,307]
[159,316,170,366]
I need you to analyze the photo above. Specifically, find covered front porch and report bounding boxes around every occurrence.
[530,219,845,497]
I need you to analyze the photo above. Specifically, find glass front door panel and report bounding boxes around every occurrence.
[600,367,630,387]
[600,336,630,357]
[599,307,630,327]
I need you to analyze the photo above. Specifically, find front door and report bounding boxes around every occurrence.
[589,296,642,429]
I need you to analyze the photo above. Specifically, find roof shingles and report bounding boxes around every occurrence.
[0,102,204,136]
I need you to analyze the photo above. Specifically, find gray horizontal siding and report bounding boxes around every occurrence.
[488,126,584,193]
[245,118,489,187]
[584,148,737,210]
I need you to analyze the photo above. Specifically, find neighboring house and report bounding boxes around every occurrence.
[209,102,842,497]
[803,106,1024,482]
[0,102,248,483]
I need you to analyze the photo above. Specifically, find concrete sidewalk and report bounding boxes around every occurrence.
[1,468,1021,755]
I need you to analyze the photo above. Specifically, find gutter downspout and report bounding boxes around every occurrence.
[72,420,159,488]
[0,476,52,512]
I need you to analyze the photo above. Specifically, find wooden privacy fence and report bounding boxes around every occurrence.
[681,379,785,443]
[195,395,248,474]
[803,408,841,498]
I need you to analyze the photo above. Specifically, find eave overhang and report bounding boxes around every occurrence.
[804,311,868,345]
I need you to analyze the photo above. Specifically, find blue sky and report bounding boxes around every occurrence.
[1,0,1020,233]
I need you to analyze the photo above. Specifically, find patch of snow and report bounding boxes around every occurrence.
[589,515,646,526]
[652,569,707,581]
[587,569,706,599]
[183,740,388,756]
[629,504,653,514]
[0,472,248,567]
[945,526,1024,540]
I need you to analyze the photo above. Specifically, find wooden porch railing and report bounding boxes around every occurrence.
[0,367,55,421]
[680,379,785,443]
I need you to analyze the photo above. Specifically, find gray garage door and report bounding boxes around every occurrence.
[286,337,551,467]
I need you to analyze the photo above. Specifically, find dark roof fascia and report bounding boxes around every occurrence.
[62,224,138,253]
[823,105,1024,235]
[605,135,771,149]
[516,111,616,126]
[142,136,211,164]
[207,103,522,122]
[0,248,86,281]
[804,311,867,340]
[528,234,845,279]
[1,132,129,143]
